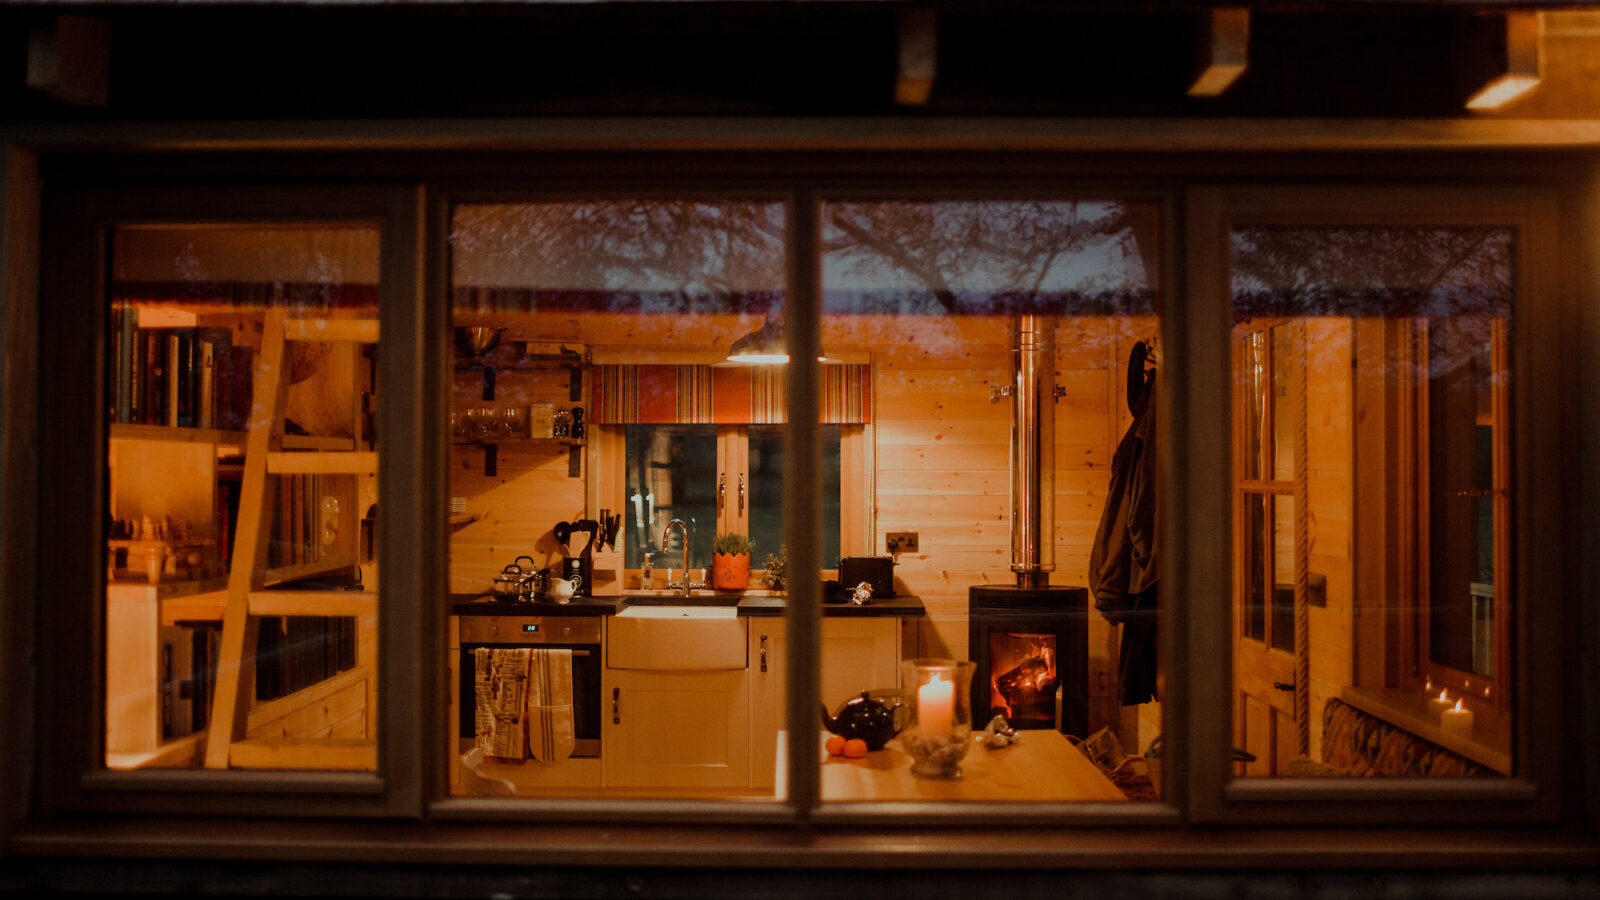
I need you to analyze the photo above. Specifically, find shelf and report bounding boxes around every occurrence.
[451,437,585,447]
[110,424,358,453]
[110,423,246,446]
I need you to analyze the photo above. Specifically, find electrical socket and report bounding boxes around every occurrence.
[885,532,919,554]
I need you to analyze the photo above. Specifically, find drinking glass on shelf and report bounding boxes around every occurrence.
[500,407,526,439]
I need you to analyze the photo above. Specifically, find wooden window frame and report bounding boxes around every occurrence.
[2,152,1591,857]
[1186,185,1567,824]
[30,182,427,818]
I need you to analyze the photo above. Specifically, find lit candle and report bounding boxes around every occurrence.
[1427,689,1452,718]
[1440,699,1474,741]
[918,672,955,740]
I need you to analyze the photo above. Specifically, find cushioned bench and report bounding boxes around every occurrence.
[1286,697,1489,777]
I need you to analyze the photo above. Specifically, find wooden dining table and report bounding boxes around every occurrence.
[794,730,1131,803]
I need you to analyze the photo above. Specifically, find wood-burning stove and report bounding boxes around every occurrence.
[968,585,1088,736]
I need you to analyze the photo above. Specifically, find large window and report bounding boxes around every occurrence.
[19,171,1577,845]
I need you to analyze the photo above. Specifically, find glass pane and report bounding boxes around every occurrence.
[105,225,380,771]
[1231,225,1513,778]
[1241,332,1268,481]
[749,425,841,569]
[1270,325,1297,481]
[1243,494,1266,642]
[447,200,789,801]
[820,198,1163,804]
[1426,319,1497,678]
[623,424,717,572]
[1270,494,1296,654]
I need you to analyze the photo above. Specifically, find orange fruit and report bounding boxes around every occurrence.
[825,735,846,756]
[843,738,868,758]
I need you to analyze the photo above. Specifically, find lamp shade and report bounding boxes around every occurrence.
[726,316,789,364]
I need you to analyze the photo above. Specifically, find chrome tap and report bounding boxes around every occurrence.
[661,518,704,597]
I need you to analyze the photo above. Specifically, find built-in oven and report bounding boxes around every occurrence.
[458,615,603,758]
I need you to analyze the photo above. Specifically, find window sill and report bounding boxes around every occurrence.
[9,818,1598,869]
[1340,686,1512,774]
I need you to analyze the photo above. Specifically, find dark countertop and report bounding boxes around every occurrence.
[449,592,925,618]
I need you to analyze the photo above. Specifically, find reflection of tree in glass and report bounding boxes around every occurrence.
[823,200,1154,316]
[451,201,785,313]
[1230,227,1513,320]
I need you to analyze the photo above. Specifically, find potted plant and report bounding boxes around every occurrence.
[711,532,753,591]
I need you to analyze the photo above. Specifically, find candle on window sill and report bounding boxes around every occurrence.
[1427,689,1452,718]
[1440,699,1474,741]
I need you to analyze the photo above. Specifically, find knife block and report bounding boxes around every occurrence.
[589,550,623,597]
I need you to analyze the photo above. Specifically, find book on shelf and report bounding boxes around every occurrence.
[108,323,251,432]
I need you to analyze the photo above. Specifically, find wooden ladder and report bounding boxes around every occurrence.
[204,307,379,770]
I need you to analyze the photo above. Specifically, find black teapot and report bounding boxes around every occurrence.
[820,690,907,751]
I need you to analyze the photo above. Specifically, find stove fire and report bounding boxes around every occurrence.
[989,632,1058,726]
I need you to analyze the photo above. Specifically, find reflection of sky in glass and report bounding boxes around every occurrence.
[1231,227,1513,318]
[452,201,786,293]
[821,200,1155,315]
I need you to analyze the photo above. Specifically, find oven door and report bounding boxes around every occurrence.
[459,616,602,758]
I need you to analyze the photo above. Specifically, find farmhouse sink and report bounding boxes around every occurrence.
[609,604,746,670]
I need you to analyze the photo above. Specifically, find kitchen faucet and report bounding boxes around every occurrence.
[661,518,704,597]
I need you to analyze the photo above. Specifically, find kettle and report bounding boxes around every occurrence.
[820,690,907,751]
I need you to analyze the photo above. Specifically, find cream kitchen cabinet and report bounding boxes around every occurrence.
[602,610,751,789]
[749,616,903,790]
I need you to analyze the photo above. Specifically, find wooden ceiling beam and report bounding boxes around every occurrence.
[896,9,938,106]
[1188,8,1250,98]
[1466,12,1544,111]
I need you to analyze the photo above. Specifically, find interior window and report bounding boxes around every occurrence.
[1229,225,1514,779]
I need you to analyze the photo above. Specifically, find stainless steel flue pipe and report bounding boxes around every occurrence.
[1009,314,1057,589]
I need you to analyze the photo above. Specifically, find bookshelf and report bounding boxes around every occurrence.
[104,304,372,769]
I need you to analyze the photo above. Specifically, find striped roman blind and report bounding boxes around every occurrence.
[592,364,870,425]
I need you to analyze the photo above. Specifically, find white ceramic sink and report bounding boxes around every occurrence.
[609,606,746,670]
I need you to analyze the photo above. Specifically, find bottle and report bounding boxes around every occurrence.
[639,552,653,590]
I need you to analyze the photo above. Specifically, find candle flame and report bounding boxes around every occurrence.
[1454,699,1464,712]
[929,673,946,686]
[1438,690,1449,703]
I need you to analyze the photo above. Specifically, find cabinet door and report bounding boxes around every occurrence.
[604,668,750,789]
[819,617,902,711]
[750,617,903,790]
[748,620,787,790]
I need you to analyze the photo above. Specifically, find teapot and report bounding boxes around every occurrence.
[820,690,907,751]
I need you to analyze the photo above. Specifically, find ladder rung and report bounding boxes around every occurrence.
[284,319,379,343]
[249,590,376,617]
[229,738,376,771]
[267,451,377,475]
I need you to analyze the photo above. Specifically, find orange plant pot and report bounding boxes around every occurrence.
[712,552,751,591]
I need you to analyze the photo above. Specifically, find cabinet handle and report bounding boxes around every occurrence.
[719,473,726,511]
[738,473,746,512]
[1273,681,1295,692]
[612,687,620,724]
[760,634,768,673]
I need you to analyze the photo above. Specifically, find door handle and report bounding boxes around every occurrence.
[760,634,768,673]
[612,687,620,724]
[1273,681,1296,692]
[738,473,746,512]
[719,473,726,511]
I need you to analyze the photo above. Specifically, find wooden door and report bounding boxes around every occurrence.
[1232,323,1307,776]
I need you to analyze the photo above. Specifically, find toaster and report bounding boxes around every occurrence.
[837,556,896,599]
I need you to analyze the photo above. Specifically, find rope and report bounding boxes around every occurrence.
[1293,324,1312,757]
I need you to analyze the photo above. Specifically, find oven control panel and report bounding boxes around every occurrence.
[459,615,602,644]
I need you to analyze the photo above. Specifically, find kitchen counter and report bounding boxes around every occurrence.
[449,592,925,618]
